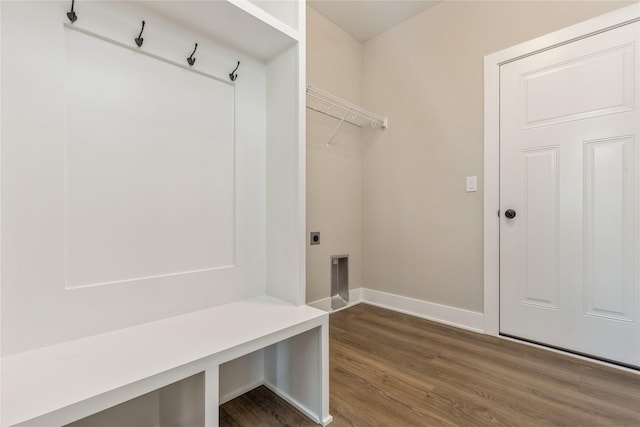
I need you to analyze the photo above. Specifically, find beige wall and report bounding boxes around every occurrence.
[361,1,634,312]
[306,6,364,303]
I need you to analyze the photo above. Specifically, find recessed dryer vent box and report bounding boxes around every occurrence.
[330,255,349,310]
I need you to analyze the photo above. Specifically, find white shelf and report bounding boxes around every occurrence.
[306,84,388,130]
[138,0,299,62]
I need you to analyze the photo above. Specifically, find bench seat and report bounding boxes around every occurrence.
[1,296,330,427]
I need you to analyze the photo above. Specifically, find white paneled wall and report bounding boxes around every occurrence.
[64,27,236,288]
[1,1,271,355]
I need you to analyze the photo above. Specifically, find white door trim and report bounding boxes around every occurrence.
[483,3,640,336]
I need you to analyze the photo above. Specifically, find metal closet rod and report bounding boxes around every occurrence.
[306,84,388,129]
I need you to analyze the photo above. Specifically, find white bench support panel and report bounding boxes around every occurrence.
[265,329,326,423]
[1,297,330,427]
[204,366,220,427]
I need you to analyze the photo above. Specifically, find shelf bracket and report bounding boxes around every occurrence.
[326,108,351,146]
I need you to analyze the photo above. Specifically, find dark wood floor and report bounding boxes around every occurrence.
[220,303,640,426]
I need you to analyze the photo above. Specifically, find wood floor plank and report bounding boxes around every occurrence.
[220,303,640,426]
[219,386,316,427]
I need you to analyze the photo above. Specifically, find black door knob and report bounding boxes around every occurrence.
[505,209,516,219]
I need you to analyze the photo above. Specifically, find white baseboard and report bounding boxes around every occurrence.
[307,288,363,312]
[220,380,333,425]
[361,289,484,333]
[262,381,329,425]
[308,287,484,333]
[219,379,264,405]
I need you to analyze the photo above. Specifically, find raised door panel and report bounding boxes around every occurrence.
[584,136,636,322]
[519,147,559,309]
[521,43,635,128]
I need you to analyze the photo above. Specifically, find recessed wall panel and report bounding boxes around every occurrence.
[584,136,635,321]
[64,28,236,288]
[519,147,559,308]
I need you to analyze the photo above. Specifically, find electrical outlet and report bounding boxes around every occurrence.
[310,232,320,245]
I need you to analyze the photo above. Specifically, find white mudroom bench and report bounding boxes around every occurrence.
[1,297,331,427]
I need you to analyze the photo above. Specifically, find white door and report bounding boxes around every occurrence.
[499,21,640,367]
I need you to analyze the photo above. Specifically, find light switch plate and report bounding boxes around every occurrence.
[466,176,477,192]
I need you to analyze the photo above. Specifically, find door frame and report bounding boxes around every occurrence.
[483,3,640,336]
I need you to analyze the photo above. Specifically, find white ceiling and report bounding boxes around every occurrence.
[307,0,441,42]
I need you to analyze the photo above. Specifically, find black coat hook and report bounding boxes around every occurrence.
[229,61,240,81]
[187,43,198,66]
[135,21,145,47]
[67,0,77,23]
